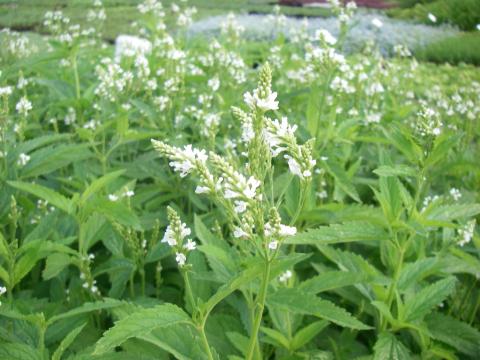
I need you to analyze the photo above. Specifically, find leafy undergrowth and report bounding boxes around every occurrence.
[415,32,480,66]
[0,1,479,360]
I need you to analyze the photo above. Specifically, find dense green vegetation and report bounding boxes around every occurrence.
[0,1,479,359]
[415,32,480,66]
[389,0,480,31]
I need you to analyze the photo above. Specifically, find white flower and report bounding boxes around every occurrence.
[17,153,30,166]
[244,89,278,112]
[16,96,32,116]
[175,252,187,266]
[278,270,292,283]
[371,18,383,28]
[114,35,152,62]
[314,29,336,45]
[124,190,135,197]
[268,240,278,250]
[264,117,297,157]
[162,225,177,246]
[449,188,461,201]
[0,86,12,97]
[208,77,220,92]
[153,142,208,178]
[477,24,480,31]
[234,200,248,214]
[278,224,297,237]
[233,227,248,238]
[0,286,6,295]
[287,157,303,178]
[195,185,210,194]
[458,220,475,247]
[183,239,197,251]
[108,194,119,202]
[428,13,437,23]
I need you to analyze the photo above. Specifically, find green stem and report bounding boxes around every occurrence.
[140,268,146,296]
[72,52,81,100]
[246,259,271,360]
[198,322,214,360]
[182,270,196,312]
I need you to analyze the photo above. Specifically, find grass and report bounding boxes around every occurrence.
[0,0,331,40]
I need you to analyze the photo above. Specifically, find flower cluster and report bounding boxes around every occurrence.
[264,117,316,180]
[162,207,196,267]
[458,220,475,247]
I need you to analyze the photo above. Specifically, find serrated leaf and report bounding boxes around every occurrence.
[425,313,480,357]
[397,258,439,292]
[299,271,368,294]
[402,277,457,322]
[268,288,371,330]
[94,303,192,354]
[0,342,43,360]
[43,253,74,280]
[285,221,387,245]
[291,320,328,351]
[80,169,126,205]
[52,322,87,360]
[323,160,361,203]
[425,204,480,222]
[260,327,289,349]
[194,215,226,249]
[8,180,74,214]
[373,165,417,178]
[20,143,92,178]
[47,298,124,326]
[373,332,411,360]
[226,331,250,356]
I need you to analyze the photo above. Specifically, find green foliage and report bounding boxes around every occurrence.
[0,2,479,359]
[415,33,480,66]
[389,0,480,31]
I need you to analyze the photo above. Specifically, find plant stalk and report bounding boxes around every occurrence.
[246,259,271,360]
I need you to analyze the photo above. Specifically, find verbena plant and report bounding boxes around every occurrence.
[0,0,479,359]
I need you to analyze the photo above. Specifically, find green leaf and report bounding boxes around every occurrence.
[8,180,75,214]
[47,298,124,326]
[80,169,126,205]
[323,160,361,203]
[373,165,417,178]
[202,261,263,316]
[425,313,480,357]
[397,258,438,292]
[268,288,371,330]
[194,215,227,250]
[425,204,480,222]
[226,331,250,356]
[402,277,457,322]
[52,322,87,360]
[286,221,387,245]
[43,253,74,280]
[373,332,411,360]
[291,320,328,351]
[198,244,237,282]
[382,125,422,165]
[20,143,92,178]
[94,303,192,354]
[13,242,42,287]
[95,201,142,230]
[299,271,368,294]
[260,327,290,349]
[0,342,43,360]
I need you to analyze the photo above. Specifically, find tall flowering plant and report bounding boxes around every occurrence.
[150,63,315,359]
